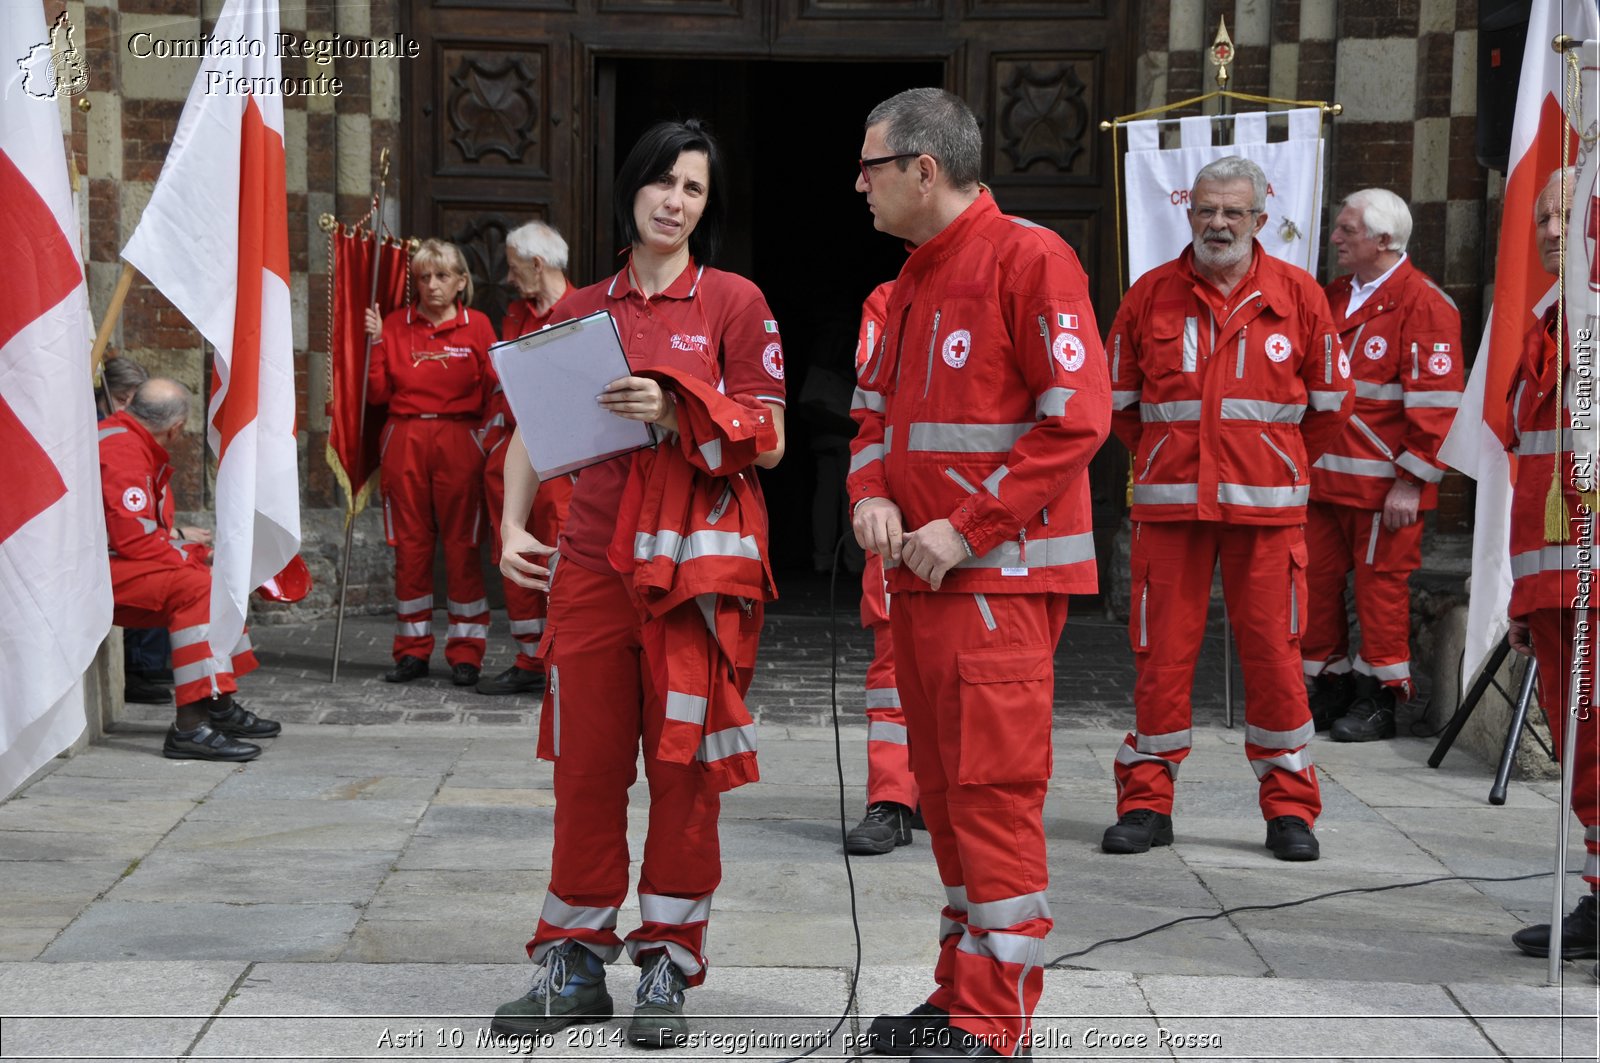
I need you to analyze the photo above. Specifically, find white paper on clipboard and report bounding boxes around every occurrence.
[489,310,657,480]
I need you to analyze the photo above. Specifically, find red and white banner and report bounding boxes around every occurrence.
[0,3,113,798]
[1439,0,1600,696]
[122,0,299,663]
[1122,107,1325,286]
[1565,38,1599,494]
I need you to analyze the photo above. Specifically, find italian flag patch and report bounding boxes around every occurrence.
[764,320,778,333]
[1057,313,1078,330]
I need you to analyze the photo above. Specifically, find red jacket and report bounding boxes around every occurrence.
[367,304,497,418]
[1313,258,1463,509]
[853,282,893,628]
[98,411,205,568]
[608,368,780,792]
[847,192,1112,595]
[1108,244,1353,525]
[1507,306,1596,617]
[484,295,568,455]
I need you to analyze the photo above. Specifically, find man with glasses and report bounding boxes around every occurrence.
[848,87,1110,1060]
[1102,155,1351,863]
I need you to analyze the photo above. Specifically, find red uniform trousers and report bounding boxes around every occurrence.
[482,441,573,671]
[865,621,918,808]
[111,558,258,706]
[1301,500,1422,698]
[380,416,488,666]
[1528,608,1600,889]
[1116,521,1322,824]
[529,560,721,984]
[891,589,1065,1054]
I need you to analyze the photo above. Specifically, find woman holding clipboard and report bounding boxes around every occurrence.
[491,120,786,1047]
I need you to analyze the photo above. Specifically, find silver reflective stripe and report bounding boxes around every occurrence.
[1355,380,1402,401]
[98,426,129,440]
[136,517,159,534]
[1251,749,1314,777]
[967,891,1051,930]
[1511,546,1591,579]
[1112,389,1142,411]
[541,891,620,932]
[867,720,908,744]
[1133,483,1199,505]
[1366,512,1381,566]
[1220,399,1305,423]
[1218,483,1308,508]
[939,914,963,940]
[635,529,762,563]
[852,387,885,413]
[1135,728,1192,754]
[964,532,1094,571]
[1111,334,1121,381]
[1512,381,1528,437]
[1182,316,1198,373]
[173,659,218,687]
[944,884,969,912]
[395,621,430,637]
[1245,721,1314,749]
[1514,428,1568,456]
[1141,400,1202,422]
[956,926,1041,967]
[638,892,712,926]
[1586,850,1599,881]
[698,723,757,763]
[1353,656,1411,681]
[945,467,978,493]
[1588,825,1600,842]
[1404,390,1461,409]
[864,687,902,709]
[170,624,209,650]
[883,424,893,454]
[1035,387,1074,419]
[1396,451,1445,483]
[699,438,723,471]
[1307,389,1347,411]
[230,631,252,656]
[448,597,489,616]
[665,690,708,725]
[447,623,488,641]
[1114,741,1180,777]
[1350,414,1395,459]
[850,444,884,473]
[550,665,561,755]
[1313,453,1395,478]
[396,594,433,614]
[907,421,1032,453]
[974,593,997,631]
[509,619,546,636]
[982,465,1009,496]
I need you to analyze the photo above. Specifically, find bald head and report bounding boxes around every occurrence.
[126,378,191,435]
[1536,166,1578,275]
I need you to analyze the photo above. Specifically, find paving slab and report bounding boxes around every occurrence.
[1447,981,1600,1062]
[41,900,364,962]
[160,797,427,853]
[341,869,544,963]
[108,848,397,905]
[0,795,195,836]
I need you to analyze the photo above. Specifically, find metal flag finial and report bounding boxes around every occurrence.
[1210,16,1235,90]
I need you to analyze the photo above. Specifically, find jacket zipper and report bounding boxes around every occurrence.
[923,309,941,398]
[706,484,733,524]
[1138,582,1149,648]
[1038,314,1053,376]
[1112,334,1121,382]
[1411,341,1419,380]
[1140,432,1170,479]
[1350,414,1395,459]
[1235,327,1248,379]
[1259,431,1299,480]
[1324,334,1334,384]
[945,467,978,493]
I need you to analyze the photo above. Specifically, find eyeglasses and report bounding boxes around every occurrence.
[858,152,922,186]
[1191,206,1260,224]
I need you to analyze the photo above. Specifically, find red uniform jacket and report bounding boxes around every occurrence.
[853,282,893,628]
[1314,258,1463,509]
[847,192,1112,595]
[1507,306,1597,617]
[484,294,569,455]
[367,304,497,418]
[98,411,206,569]
[1108,244,1353,525]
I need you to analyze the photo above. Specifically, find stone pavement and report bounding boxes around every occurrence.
[2,590,1596,1062]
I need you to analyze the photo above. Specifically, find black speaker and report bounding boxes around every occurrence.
[1477,0,1531,172]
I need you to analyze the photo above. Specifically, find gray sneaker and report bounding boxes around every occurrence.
[490,940,612,1037]
[627,950,689,1049]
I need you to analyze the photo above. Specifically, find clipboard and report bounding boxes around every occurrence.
[489,310,657,480]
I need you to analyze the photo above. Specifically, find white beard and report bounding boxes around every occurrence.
[1192,230,1250,271]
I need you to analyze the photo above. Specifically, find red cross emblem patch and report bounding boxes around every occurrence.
[1364,336,1387,360]
[942,329,972,369]
[121,486,148,513]
[1265,333,1293,363]
[1427,351,1452,376]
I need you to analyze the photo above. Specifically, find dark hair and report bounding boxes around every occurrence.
[613,118,726,264]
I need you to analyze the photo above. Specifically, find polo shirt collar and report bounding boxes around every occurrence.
[405,304,473,330]
[605,255,703,300]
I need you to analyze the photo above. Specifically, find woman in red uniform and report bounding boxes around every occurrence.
[490,119,786,1048]
[364,239,498,686]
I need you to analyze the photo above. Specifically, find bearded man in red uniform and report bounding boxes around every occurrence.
[1102,156,1352,863]
[848,88,1111,1060]
[1505,167,1600,962]
[100,378,280,761]
[477,221,575,697]
[1303,189,1463,741]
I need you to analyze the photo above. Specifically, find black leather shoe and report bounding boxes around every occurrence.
[1330,687,1397,742]
[910,1026,1029,1060]
[864,1003,950,1055]
[1308,672,1356,731]
[384,656,429,683]
[124,673,172,704]
[1512,893,1599,958]
[847,802,914,855]
[1101,809,1173,854]
[1265,815,1320,861]
[208,700,281,739]
[162,724,261,762]
[451,663,481,687]
[476,664,544,696]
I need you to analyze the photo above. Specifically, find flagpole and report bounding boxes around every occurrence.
[330,148,391,683]
[89,262,138,373]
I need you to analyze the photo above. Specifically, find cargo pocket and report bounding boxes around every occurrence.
[1129,553,1151,655]
[1287,539,1308,641]
[956,644,1054,785]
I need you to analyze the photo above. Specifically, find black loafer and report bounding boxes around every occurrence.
[163,724,261,762]
[208,700,281,739]
[124,673,173,704]
[384,656,429,683]
[1265,815,1320,861]
[476,664,544,696]
[451,663,481,687]
[1512,893,1599,958]
[864,1003,950,1055]
[1101,809,1174,854]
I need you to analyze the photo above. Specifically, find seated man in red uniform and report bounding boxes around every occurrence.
[100,378,280,761]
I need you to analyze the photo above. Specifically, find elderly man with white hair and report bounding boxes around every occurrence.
[1301,189,1463,742]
